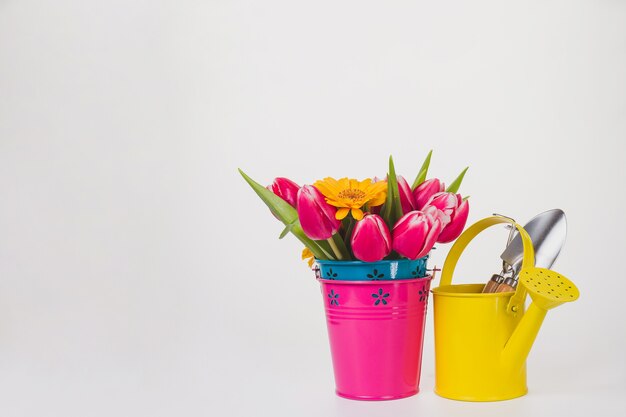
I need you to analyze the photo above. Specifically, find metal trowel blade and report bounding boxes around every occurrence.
[501,209,567,274]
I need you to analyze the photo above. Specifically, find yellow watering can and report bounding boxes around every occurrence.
[432,216,579,401]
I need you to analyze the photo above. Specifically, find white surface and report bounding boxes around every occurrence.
[1,1,625,416]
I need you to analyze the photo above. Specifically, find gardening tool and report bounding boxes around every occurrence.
[485,209,567,293]
[482,214,516,294]
[494,276,517,293]
[499,209,567,277]
[432,216,579,401]
[482,274,505,293]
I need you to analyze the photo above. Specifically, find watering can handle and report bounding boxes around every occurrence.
[439,216,535,315]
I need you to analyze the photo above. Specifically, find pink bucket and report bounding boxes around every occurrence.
[319,277,432,400]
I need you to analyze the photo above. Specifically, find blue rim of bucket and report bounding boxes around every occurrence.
[315,256,429,281]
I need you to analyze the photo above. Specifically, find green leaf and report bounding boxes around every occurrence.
[411,150,433,190]
[390,159,404,221]
[463,195,470,201]
[316,239,334,258]
[341,216,355,257]
[381,156,404,229]
[384,250,401,261]
[446,167,469,194]
[238,169,333,260]
[278,225,291,239]
[331,232,351,260]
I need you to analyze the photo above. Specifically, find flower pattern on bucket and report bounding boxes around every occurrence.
[328,290,340,306]
[372,288,390,305]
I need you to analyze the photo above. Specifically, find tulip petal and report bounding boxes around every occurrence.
[351,214,392,262]
[423,205,451,227]
[416,218,443,259]
[397,175,416,214]
[437,199,469,243]
[372,215,392,253]
[401,222,428,259]
[392,209,414,231]
[424,191,459,217]
[413,178,444,210]
[269,177,300,208]
[297,185,341,240]
[392,211,430,260]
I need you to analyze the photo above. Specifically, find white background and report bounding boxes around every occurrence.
[1,1,625,416]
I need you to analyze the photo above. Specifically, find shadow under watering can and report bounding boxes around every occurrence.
[432,216,579,401]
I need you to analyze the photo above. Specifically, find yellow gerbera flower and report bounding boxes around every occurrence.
[301,247,315,268]
[313,177,387,221]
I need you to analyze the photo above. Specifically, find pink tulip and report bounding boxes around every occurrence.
[424,192,458,217]
[397,175,416,214]
[423,192,470,243]
[351,214,392,262]
[413,178,445,210]
[421,205,449,227]
[437,198,469,243]
[297,185,341,240]
[392,210,443,260]
[267,177,300,208]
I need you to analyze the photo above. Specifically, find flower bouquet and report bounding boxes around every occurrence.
[240,151,469,272]
[240,151,470,400]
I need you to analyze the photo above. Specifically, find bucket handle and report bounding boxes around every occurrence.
[439,216,535,316]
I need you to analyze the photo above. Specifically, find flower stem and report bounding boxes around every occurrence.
[341,216,355,258]
[327,236,344,260]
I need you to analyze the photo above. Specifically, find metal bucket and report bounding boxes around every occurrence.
[319,276,432,400]
[316,257,429,281]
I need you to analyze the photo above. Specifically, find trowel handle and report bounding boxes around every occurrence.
[440,216,535,287]
[495,277,517,293]
[482,274,504,293]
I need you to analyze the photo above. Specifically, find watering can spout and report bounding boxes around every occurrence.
[501,303,547,373]
[501,268,580,373]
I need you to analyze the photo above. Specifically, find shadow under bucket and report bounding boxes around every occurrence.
[318,276,432,400]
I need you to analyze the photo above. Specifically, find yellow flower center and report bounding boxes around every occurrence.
[337,189,366,202]
[313,177,388,221]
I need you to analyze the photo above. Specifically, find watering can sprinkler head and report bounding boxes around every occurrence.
[519,267,579,311]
